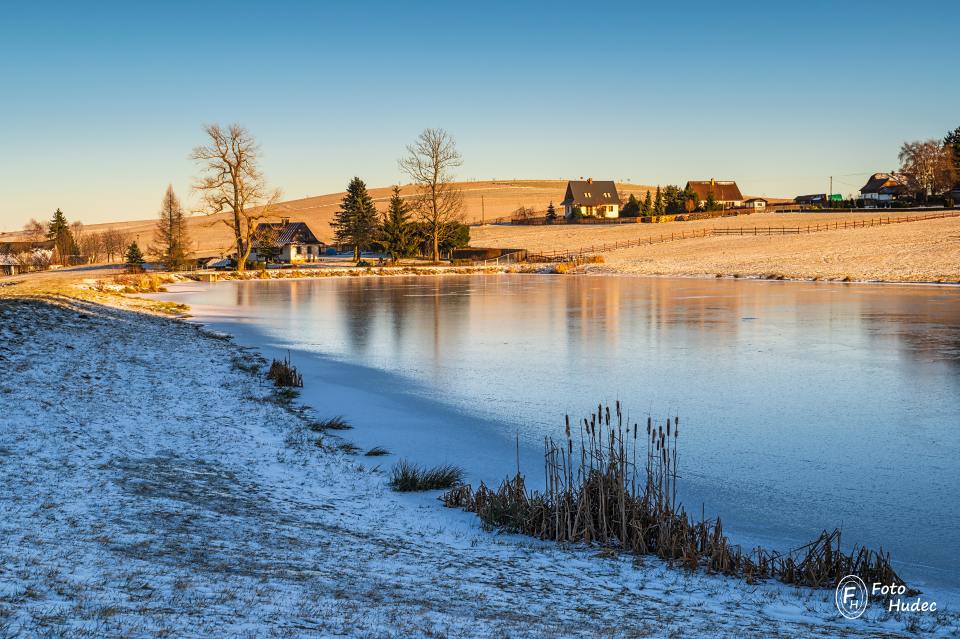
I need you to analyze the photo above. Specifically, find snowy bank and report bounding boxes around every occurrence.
[0,296,954,637]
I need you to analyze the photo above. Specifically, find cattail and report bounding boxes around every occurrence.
[666,418,670,438]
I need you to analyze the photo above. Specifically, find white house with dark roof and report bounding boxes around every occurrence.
[859,173,906,203]
[561,179,621,219]
[250,218,325,263]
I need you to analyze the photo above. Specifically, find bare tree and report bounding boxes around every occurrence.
[22,218,46,247]
[191,124,281,271]
[898,139,957,200]
[70,221,85,256]
[152,184,191,269]
[78,231,103,263]
[101,228,127,263]
[398,128,464,263]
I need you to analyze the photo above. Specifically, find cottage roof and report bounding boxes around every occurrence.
[254,221,321,245]
[561,180,620,207]
[859,173,904,195]
[685,180,744,202]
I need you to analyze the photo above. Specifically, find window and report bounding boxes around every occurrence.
[295,245,302,255]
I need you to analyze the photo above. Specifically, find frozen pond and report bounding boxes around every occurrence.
[158,275,960,599]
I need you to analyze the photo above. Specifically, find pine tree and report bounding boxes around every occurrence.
[621,194,640,217]
[125,241,145,271]
[47,208,75,265]
[643,190,652,215]
[153,185,191,270]
[705,190,719,211]
[654,186,664,215]
[545,201,557,224]
[377,186,418,263]
[331,177,379,261]
[945,126,960,185]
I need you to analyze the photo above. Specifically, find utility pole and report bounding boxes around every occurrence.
[829,176,833,198]
[481,195,485,225]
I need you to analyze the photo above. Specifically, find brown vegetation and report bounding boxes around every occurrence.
[445,402,909,592]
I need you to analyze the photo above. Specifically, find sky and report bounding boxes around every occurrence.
[1,0,958,229]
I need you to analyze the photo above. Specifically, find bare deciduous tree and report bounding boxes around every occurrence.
[898,139,956,200]
[22,218,46,247]
[191,124,281,271]
[398,128,464,263]
[101,228,127,263]
[78,231,103,263]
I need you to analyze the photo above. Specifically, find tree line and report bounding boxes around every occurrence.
[896,126,959,203]
[18,183,192,270]
[330,129,468,264]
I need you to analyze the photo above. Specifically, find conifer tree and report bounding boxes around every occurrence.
[47,208,75,265]
[377,186,418,263]
[643,190,652,215]
[153,185,191,269]
[705,190,719,211]
[545,201,557,224]
[654,186,664,215]
[621,194,640,217]
[331,177,379,261]
[125,241,145,271]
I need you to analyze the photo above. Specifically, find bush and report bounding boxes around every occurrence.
[389,460,465,491]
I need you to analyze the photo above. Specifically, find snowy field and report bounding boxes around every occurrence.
[0,296,955,638]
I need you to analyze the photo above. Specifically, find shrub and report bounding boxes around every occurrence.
[389,460,465,492]
[364,446,391,456]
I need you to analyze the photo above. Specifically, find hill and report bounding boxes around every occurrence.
[2,180,664,257]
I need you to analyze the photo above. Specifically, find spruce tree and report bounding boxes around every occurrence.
[643,190,652,215]
[654,186,664,215]
[545,201,557,224]
[331,177,379,261]
[622,194,640,217]
[125,241,145,271]
[945,126,960,184]
[377,186,418,263]
[47,208,75,265]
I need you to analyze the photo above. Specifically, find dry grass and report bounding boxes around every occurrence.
[389,460,465,492]
[445,402,909,593]
[266,353,303,388]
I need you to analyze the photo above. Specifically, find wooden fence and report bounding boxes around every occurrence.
[526,211,960,262]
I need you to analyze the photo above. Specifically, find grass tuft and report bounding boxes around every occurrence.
[364,446,391,457]
[307,416,352,432]
[389,460,464,492]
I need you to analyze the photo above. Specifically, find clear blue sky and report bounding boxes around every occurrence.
[1,0,957,228]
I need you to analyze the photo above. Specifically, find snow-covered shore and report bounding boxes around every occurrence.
[0,295,954,637]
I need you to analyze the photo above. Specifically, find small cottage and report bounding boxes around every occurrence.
[744,197,767,211]
[561,179,621,219]
[859,173,906,203]
[251,219,325,263]
[685,180,744,209]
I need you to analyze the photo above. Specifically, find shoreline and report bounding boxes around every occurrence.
[0,280,960,637]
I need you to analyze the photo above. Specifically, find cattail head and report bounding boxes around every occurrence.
[667,418,671,438]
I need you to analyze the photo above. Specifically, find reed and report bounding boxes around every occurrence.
[443,401,910,593]
[266,352,303,388]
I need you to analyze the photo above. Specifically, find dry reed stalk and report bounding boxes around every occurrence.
[443,401,911,594]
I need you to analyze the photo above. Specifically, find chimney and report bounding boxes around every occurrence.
[587,177,593,184]
[281,217,290,227]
